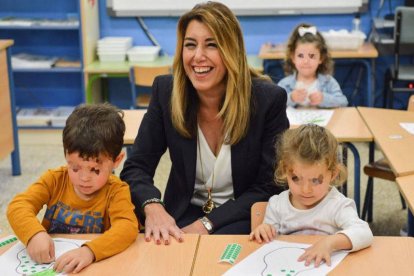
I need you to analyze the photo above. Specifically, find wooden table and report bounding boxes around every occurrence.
[326,107,373,143]
[3,233,413,275]
[123,109,146,145]
[0,40,20,175]
[0,234,199,276]
[397,174,414,237]
[359,107,414,235]
[358,107,414,177]
[192,235,414,276]
[259,42,378,60]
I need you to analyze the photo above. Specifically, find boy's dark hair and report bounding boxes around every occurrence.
[63,103,125,161]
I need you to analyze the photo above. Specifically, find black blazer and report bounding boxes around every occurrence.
[120,75,289,229]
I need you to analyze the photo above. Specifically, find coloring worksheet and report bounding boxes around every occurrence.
[286,107,334,127]
[223,240,348,276]
[0,237,87,276]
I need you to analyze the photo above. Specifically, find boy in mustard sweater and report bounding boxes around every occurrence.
[7,103,138,274]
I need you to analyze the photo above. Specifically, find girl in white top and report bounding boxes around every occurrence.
[249,124,373,267]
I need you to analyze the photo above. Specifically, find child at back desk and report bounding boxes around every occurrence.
[278,23,348,108]
[250,124,373,267]
[7,103,138,274]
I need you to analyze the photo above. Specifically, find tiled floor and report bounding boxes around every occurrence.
[0,129,407,236]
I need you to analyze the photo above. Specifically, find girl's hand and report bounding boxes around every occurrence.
[54,246,95,274]
[291,89,308,104]
[249,223,277,243]
[27,231,55,264]
[309,91,323,106]
[297,236,334,267]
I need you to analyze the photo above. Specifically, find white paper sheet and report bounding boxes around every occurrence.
[286,107,334,127]
[400,122,414,135]
[0,237,87,275]
[223,240,348,276]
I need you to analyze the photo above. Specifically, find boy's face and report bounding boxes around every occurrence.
[65,152,124,200]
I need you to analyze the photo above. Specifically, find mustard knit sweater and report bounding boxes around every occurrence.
[7,166,139,261]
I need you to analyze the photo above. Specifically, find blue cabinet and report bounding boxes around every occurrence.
[0,0,84,110]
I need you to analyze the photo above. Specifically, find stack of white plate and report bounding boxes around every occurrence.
[97,37,133,62]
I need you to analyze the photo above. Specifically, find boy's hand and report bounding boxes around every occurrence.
[249,223,277,243]
[27,231,55,264]
[54,246,95,274]
[308,91,323,106]
[298,236,334,267]
[291,89,307,104]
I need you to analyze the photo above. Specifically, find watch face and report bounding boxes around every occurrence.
[205,222,212,230]
[201,218,213,232]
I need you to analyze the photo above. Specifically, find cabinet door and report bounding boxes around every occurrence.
[0,49,14,159]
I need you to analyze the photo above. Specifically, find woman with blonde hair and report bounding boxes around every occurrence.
[121,1,289,244]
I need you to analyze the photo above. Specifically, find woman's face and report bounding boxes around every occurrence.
[182,20,227,96]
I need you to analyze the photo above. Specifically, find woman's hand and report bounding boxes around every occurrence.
[249,223,277,243]
[144,203,184,245]
[181,220,209,235]
[27,231,55,264]
[291,88,308,104]
[308,91,323,106]
[54,246,95,274]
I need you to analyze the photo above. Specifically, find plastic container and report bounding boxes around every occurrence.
[127,46,161,62]
[321,29,366,50]
[96,36,132,62]
[98,52,126,62]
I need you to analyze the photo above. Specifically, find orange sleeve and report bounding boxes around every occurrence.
[7,170,56,245]
[84,182,138,261]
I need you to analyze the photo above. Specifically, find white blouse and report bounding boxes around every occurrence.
[191,127,234,207]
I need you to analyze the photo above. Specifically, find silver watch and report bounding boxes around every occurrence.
[199,216,214,233]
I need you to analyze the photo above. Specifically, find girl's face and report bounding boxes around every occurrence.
[286,160,336,210]
[291,42,322,79]
[182,20,227,96]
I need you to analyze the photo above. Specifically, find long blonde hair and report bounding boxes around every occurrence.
[171,1,268,145]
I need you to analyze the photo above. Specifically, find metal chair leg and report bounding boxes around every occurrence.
[400,193,407,210]
[362,176,374,222]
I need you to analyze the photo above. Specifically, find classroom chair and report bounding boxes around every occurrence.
[129,65,171,109]
[384,6,414,108]
[251,201,267,231]
[362,95,414,221]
